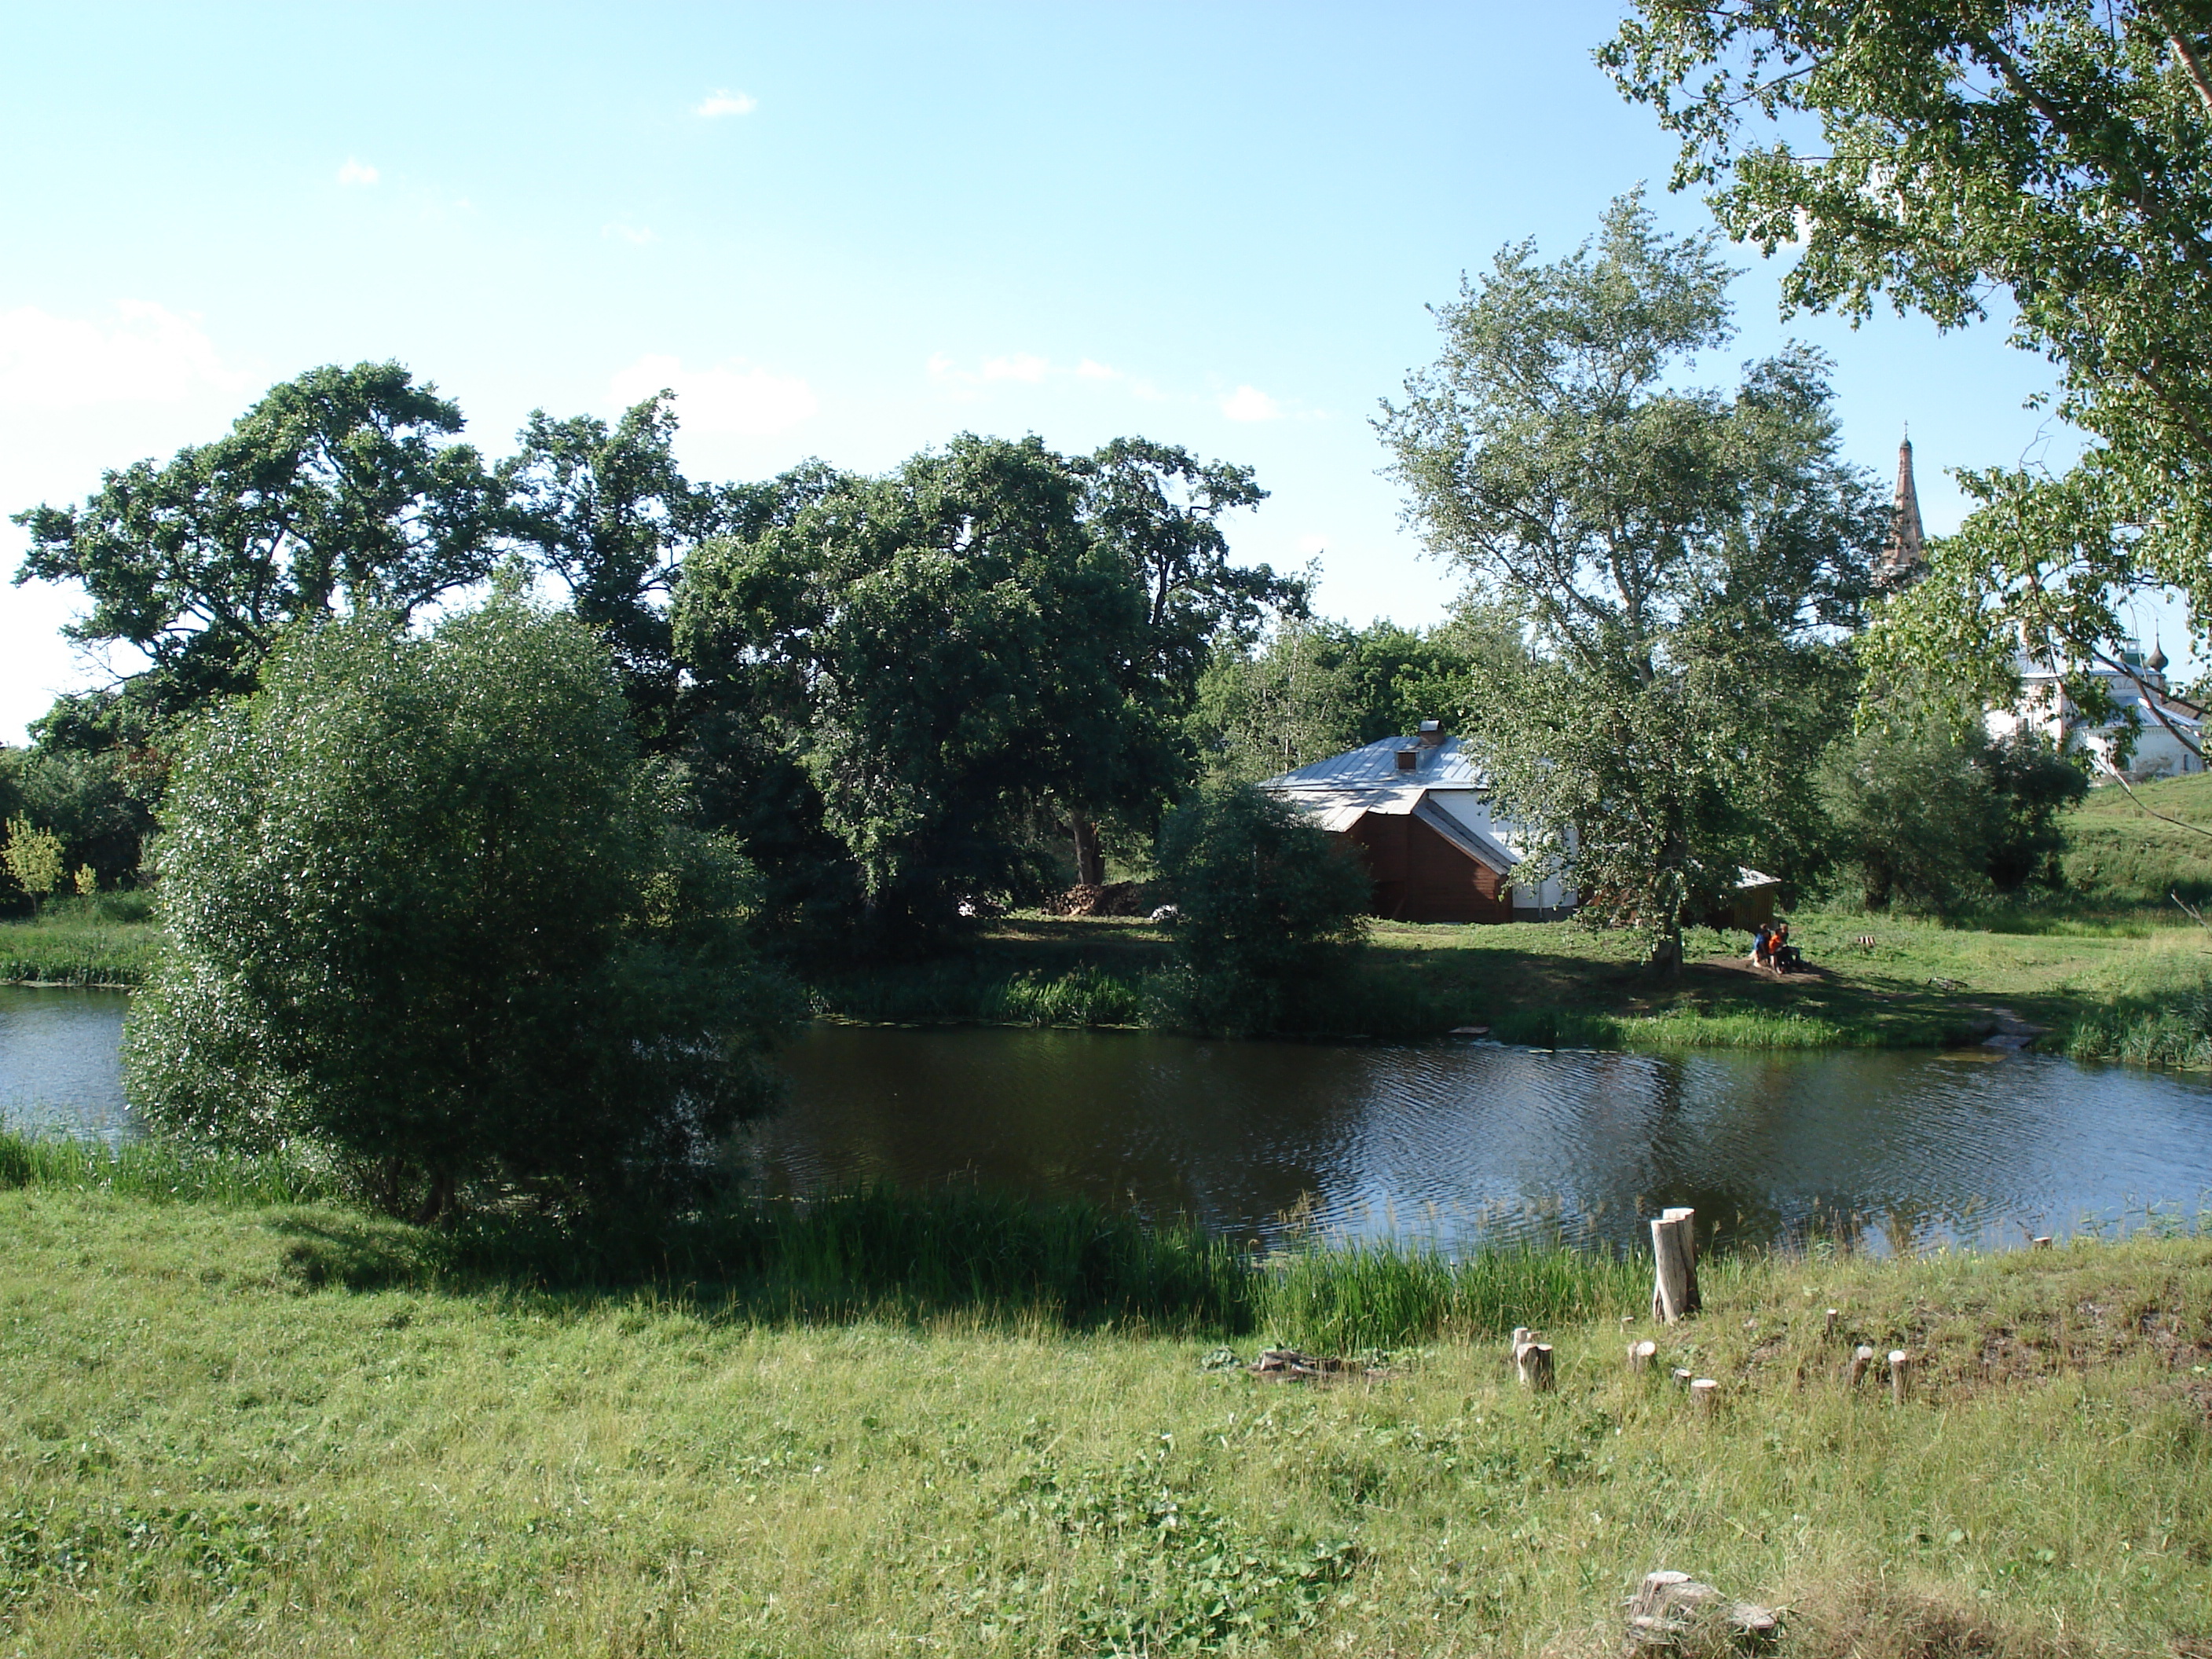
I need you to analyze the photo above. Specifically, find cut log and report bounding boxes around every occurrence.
[1517,1342,1555,1391]
[1624,1570,1779,1648]
[1650,1214,1701,1323]
[1690,1377,1719,1416]
[1848,1344,1875,1386]
[1628,1339,1657,1372]
[1888,1349,1914,1404]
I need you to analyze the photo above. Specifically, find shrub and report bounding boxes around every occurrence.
[1155,784,1370,1035]
[124,593,798,1221]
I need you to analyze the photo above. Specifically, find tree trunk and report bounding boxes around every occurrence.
[1071,815,1104,888]
[1646,928,1683,978]
[412,1170,456,1227]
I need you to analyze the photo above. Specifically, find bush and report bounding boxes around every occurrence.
[1155,784,1370,1035]
[124,593,798,1221]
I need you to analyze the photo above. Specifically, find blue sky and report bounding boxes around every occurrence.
[0,2,2151,744]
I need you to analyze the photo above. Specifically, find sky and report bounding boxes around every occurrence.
[0,2,2166,745]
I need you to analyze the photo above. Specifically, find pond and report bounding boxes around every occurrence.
[6,984,2210,1252]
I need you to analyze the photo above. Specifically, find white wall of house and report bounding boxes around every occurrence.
[1426,789,1577,914]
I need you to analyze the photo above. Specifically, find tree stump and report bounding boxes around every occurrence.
[1650,1213,1700,1323]
[1624,1569,1779,1650]
[1628,1339,1657,1372]
[1825,1307,1840,1339]
[1514,1336,1555,1391]
[1690,1377,1719,1417]
[1848,1345,1875,1386]
[1663,1207,1698,1272]
[1888,1349,1914,1404]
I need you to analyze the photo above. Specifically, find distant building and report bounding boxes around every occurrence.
[1256,724,1575,923]
[1986,639,2205,780]
[1879,434,1928,589]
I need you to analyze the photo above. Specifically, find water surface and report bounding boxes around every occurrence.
[7,987,2208,1251]
[752,1025,2212,1252]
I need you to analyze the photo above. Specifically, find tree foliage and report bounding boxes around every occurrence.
[676,434,1284,943]
[1379,195,1881,969]
[1188,602,1530,784]
[1155,784,1372,1035]
[1604,0,2212,749]
[1,816,64,912]
[123,592,793,1221]
[13,362,503,727]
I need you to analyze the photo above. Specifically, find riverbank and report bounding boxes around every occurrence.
[0,1164,2203,1657]
[0,897,159,987]
[15,773,2210,1057]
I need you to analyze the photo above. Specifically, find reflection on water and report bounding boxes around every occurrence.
[0,986,135,1147]
[751,1026,2212,1253]
[6,986,2210,1253]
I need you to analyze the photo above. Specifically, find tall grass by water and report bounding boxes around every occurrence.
[0,1131,338,1206]
[808,960,1148,1027]
[0,892,160,985]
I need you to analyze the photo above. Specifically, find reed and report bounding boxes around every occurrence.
[1256,1237,1643,1350]
[0,1130,337,1206]
[807,960,1149,1027]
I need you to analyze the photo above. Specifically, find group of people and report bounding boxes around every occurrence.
[1749,921,1804,973]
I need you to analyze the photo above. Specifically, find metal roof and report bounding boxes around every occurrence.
[1258,734,1485,790]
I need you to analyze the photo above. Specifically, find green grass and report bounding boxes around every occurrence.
[0,894,160,987]
[0,1170,2205,1657]
[2064,769,2212,908]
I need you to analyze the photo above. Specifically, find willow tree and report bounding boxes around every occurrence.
[1604,0,2212,760]
[125,591,793,1221]
[1379,194,1881,972]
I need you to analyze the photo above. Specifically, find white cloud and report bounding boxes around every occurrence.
[1076,358,1121,381]
[602,222,657,245]
[1219,384,1283,423]
[694,89,758,119]
[980,353,1048,383]
[609,353,816,435]
[336,157,380,186]
[0,300,242,408]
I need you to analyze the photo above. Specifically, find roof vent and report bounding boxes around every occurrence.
[1394,747,1418,771]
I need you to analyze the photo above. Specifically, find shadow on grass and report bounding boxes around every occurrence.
[258,1184,1643,1350]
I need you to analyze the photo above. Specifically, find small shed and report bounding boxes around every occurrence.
[1258,727,1576,924]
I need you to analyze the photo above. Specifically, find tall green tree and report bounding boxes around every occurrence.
[1379,195,1881,971]
[13,362,504,729]
[676,435,1186,943]
[1066,438,1291,881]
[124,591,793,1222]
[1603,0,2212,760]
[499,390,819,748]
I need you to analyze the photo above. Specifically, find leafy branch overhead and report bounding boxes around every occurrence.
[1604,0,2212,743]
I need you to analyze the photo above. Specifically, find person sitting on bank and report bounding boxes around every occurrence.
[1770,921,1804,972]
[1749,923,1774,969]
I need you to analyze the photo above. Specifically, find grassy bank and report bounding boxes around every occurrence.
[0,1165,2204,1657]
[16,775,2212,1059]
[0,894,159,987]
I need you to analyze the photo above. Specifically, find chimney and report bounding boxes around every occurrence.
[1417,720,1447,748]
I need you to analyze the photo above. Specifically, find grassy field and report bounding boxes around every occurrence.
[0,1163,2203,1657]
[0,895,159,987]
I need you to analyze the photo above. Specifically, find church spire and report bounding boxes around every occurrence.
[1880,431,1927,585]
